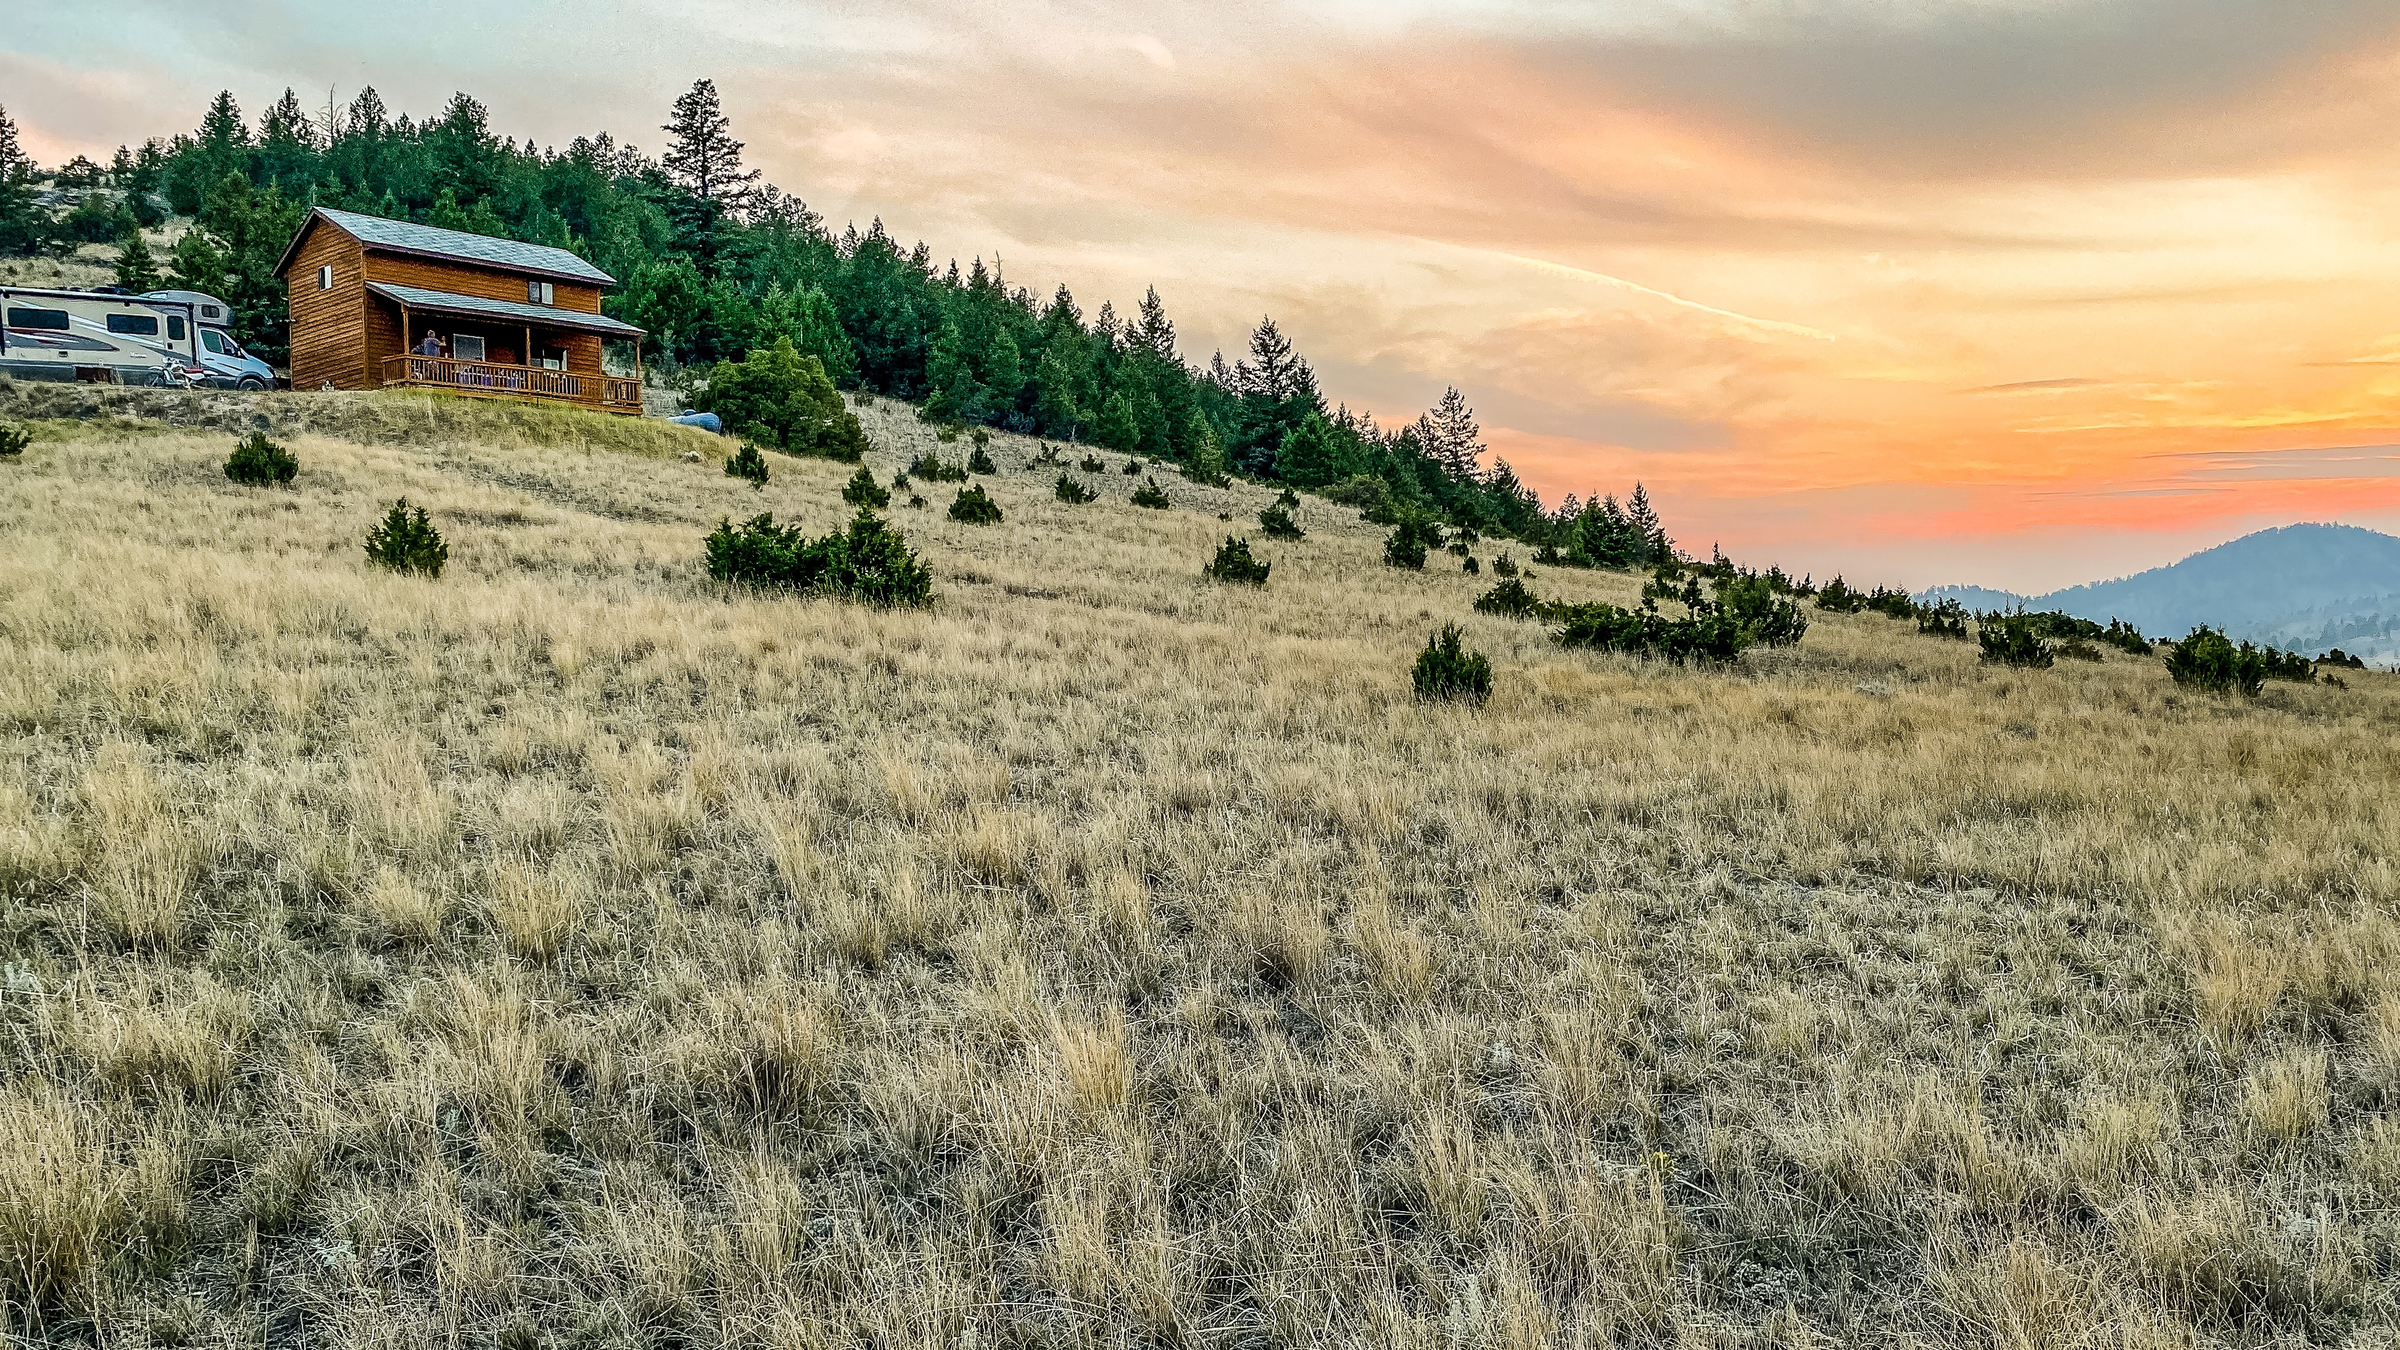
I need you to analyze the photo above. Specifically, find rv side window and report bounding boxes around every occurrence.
[107,313,161,336]
[453,334,486,361]
[6,308,71,330]
[167,317,186,341]
[317,265,334,291]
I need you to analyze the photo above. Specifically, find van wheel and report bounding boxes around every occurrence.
[236,377,266,391]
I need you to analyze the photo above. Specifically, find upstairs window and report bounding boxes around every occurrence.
[317,265,334,291]
[526,280,555,306]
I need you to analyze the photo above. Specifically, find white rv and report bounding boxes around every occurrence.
[0,287,199,387]
[142,289,278,389]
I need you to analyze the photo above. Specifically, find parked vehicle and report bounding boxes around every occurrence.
[142,289,278,389]
[0,286,198,387]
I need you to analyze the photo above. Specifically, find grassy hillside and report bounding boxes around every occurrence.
[3,396,2397,1348]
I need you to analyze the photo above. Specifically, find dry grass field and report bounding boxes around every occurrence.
[2,386,2397,1349]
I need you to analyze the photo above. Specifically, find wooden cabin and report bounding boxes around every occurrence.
[275,207,646,415]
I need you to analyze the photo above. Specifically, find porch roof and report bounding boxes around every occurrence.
[368,282,645,339]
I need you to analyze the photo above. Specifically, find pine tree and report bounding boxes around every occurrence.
[0,105,21,182]
[1033,348,1081,438]
[1182,412,1229,486]
[1094,390,1141,453]
[1274,412,1353,489]
[1242,317,1307,400]
[1133,286,1177,363]
[1414,387,1484,482]
[1625,483,1670,563]
[115,225,162,293]
[662,79,760,208]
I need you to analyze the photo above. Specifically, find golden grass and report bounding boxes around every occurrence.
[1,393,2397,1343]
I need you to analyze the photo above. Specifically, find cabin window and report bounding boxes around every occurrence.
[167,316,186,341]
[317,265,334,291]
[526,280,555,306]
[6,308,70,330]
[539,347,567,371]
[453,334,487,362]
[106,313,161,336]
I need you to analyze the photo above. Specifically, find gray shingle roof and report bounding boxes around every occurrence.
[317,207,616,285]
[368,282,645,337]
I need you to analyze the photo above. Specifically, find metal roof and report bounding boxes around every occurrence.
[368,282,645,337]
[285,207,617,286]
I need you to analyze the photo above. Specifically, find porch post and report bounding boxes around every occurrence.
[398,302,410,388]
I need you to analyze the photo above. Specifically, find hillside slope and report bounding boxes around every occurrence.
[1924,523,2400,661]
[3,399,2397,1347]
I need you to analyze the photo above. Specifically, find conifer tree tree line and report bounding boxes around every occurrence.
[0,84,1676,555]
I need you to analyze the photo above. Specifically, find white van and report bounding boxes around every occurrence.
[142,289,277,390]
[0,287,197,387]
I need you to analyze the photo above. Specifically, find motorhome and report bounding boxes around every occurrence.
[1,287,198,387]
[142,289,278,389]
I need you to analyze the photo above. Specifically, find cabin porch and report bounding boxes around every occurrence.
[368,283,646,415]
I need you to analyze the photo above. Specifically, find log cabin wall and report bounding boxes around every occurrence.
[286,228,369,391]
[360,254,603,316]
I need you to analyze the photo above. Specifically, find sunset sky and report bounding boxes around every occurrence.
[13,1,2400,591]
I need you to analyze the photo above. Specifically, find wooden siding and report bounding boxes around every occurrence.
[284,225,369,391]
[360,254,603,317]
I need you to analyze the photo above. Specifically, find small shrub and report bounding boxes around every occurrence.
[1276,488,1300,510]
[908,451,968,483]
[1462,556,1480,575]
[949,484,1003,525]
[1079,453,1106,473]
[2056,639,2104,662]
[224,430,298,486]
[363,499,448,578]
[1978,613,2056,668]
[1123,458,1142,476]
[2164,626,2266,697]
[2102,619,2154,655]
[1412,625,1492,706]
[841,464,890,509]
[2260,646,2317,683]
[907,494,926,509]
[1815,575,1866,612]
[1491,552,1518,578]
[1383,514,1443,570]
[892,472,913,491]
[1131,477,1172,509]
[1533,543,1563,566]
[972,428,991,450]
[1055,475,1096,504]
[0,422,30,458]
[967,446,998,475]
[2319,648,2367,670]
[1258,504,1305,539]
[1709,572,1809,648]
[1918,598,1970,640]
[726,441,769,487]
[1031,444,1065,468]
[704,509,934,607]
[1204,536,1272,585]
[935,424,961,443]
[1868,587,1920,620]
[1474,577,1544,620]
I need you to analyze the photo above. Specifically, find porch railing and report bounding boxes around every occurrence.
[380,354,643,413]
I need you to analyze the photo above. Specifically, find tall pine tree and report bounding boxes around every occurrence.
[662,79,760,208]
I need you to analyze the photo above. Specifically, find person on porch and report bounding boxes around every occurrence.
[416,330,444,357]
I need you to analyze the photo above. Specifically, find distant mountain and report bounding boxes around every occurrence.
[1920,523,2400,664]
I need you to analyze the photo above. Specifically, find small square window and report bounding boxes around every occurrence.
[453,334,486,362]
[317,264,333,291]
[525,280,554,306]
